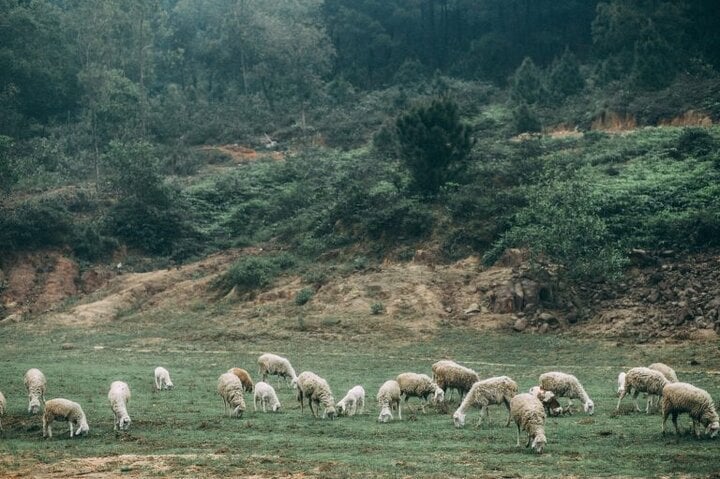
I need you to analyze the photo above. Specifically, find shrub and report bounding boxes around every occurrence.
[295,287,314,306]
[214,254,296,295]
[674,128,717,158]
[0,200,73,252]
[370,302,385,315]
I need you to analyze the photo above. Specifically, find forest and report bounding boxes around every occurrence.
[2,0,720,283]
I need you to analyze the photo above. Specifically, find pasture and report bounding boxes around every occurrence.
[1,323,719,478]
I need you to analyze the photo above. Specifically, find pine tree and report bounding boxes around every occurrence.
[548,48,585,99]
[510,57,546,105]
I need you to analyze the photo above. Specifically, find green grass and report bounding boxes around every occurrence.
[1,323,719,477]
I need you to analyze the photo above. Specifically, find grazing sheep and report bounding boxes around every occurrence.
[295,371,336,419]
[154,367,174,391]
[253,381,281,413]
[377,380,402,423]
[228,367,254,393]
[616,367,669,413]
[529,386,563,416]
[539,371,594,415]
[108,381,132,431]
[662,382,719,439]
[453,376,518,428]
[24,368,46,414]
[42,398,89,438]
[648,362,678,383]
[431,360,480,401]
[258,353,298,387]
[336,385,365,416]
[510,393,547,454]
[396,373,445,413]
[217,373,246,418]
[0,390,5,431]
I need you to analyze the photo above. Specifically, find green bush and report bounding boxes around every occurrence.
[674,128,718,158]
[214,254,297,295]
[0,200,73,252]
[295,287,314,306]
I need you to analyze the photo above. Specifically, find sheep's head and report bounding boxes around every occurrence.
[531,432,547,454]
[432,387,445,404]
[75,418,89,436]
[165,381,174,390]
[119,415,131,431]
[232,405,244,418]
[378,406,392,423]
[584,399,594,415]
[28,398,41,414]
[616,372,626,397]
[324,405,336,420]
[707,421,719,438]
[335,401,347,416]
[452,411,466,428]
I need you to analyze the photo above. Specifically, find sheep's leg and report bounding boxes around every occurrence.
[671,412,680,437]
[616,390,626,411]
[662,410,670,435]
[397,402,402,420]
[308,397,316,417]
[515,424,521,447]
[69,421,74,438]
[631,391,641,412]
[358,397,365,415]
[262,398,267,413]
[645,396,653,414]
[525,432,532,448]
[476,406,486,427]
[504,399,512,427]
[43,417,51,438]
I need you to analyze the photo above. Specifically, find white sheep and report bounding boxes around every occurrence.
[24,368,46,414]
[396,373,445,413]
[108,381,132,431]
[510,393,547,454]
[217,372,246,418]
[42,398,89,438]
[154,367,174,391]
[453,376,518,428]
[616,367,668,413]
[431,360,480,401]
[253,381,281,413]
[539,371,594,415]
[258,353,298,387]
[0,390,5,431]
[295,371,336,419]
[377,380,402,423]
[648,362,678,383]
[228,367,254,393]
[661,382,719,439]
[528,386,563,416]
[336,385,365,416]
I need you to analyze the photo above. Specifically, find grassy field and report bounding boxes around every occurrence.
[1,322,720,478]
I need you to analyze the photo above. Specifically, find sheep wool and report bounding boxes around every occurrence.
[42,398,89,438]
[228,367,255,393]
[453,376,518,428]
[24,368,46,414]
[257,353,298,387]
[217,373,246,418]
[529,386,563,416]
[253,381,281,413]
[431,360,480,400]
[154,367,174,391]
[539,371,594,415]
[0,390,5,431]
[377,380,402,423]
[396,373,445,413]
[648,362,678,383]
[616,367,668,413]
[336,385,365,416]
[510,393,547,454]
[296,371,336,419]
[662,382,720,438]
[108,381,132,431]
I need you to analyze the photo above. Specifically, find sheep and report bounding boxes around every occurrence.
[257,353,298,387]
[154,367,174,391]
[217,372,246,418]
[648,362,678,383]
[42,398,89,438]
[396,373,445,413]
[661,382,719,439]
[510,393,547,454]
[377,380,402,423]
[108,381,132,431]
[253,381,281,413]
[529,386,564,416]
[431,360,480,401]
[295,371,336,419]
[453,376,518,428]
[539,371,594,415]
[0,390,5,431]
[616,367,669,413]
[228,367,254,393]
[336,385,365,416]
[24,368,46,414]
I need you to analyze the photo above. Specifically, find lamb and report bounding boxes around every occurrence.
[0,390,5,431]
[257,353,298,387]
[42,398,89,438]
[24,368,46,414]
[228,367,254,393]
[510,393,547,454]
[295,371,336,419]
[616,367,669,413]
[648,362,678,383]
[108,381,132,431]
[431,360,480,401]
[539,371,594,415]
[336,385,365,416]
[396,373,445,413]
[217,372,246,418]
[154,367,174,391]
[661,382,719,439]
[529,386,563,416]
[377,380,402,422]
[253,381,281,412]
[453,376,518,428]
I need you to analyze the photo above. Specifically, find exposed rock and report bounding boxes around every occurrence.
[464,303,481,315]
[513,317,528,332]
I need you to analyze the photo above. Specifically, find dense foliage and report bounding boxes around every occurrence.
[2,0,720,283]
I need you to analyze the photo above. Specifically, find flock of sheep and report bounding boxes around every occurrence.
[1,354,718,454]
